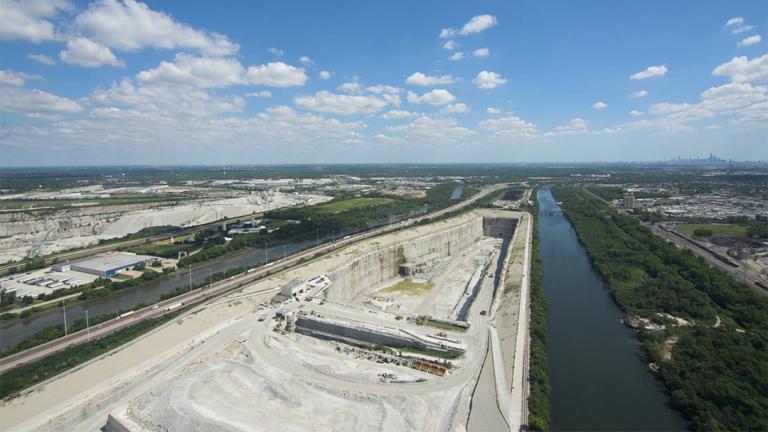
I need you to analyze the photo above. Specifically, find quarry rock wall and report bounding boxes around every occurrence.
[483,217,518,238]
[296,315,461,354]
[327,217,485,303]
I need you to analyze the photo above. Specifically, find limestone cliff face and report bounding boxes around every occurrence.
[327,217,485,303]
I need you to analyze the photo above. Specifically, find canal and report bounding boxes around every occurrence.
[537,188,686,431]
[0,236,326,351]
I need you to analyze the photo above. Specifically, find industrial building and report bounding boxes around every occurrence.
[281,278,307,297]
[69,252,159,277]
[623,193,636,209]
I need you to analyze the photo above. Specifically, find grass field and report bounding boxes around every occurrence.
[676,223,747,238]
[379,278,433,296]
[313,197,396,214]
[421,319,468,333]
[123,242,195,258]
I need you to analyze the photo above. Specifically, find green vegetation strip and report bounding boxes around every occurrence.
[526,194,551,432]
[311,197,396,213]
[417,318,467,333]
[675,223,748,238]
[379,279,433,296]
[0,304,194,398]
[555,187,767,432]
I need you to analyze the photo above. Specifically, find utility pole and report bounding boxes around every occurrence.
[63,302,68,336]
[86,310,90,341]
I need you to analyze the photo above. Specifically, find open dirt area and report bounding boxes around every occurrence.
[0,191,330,264]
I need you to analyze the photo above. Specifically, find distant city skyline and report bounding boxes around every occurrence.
[1,0,766,166]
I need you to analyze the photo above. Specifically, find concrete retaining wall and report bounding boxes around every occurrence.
[327,217,485,303]
[483,217,517,238]
[296,315,461,355]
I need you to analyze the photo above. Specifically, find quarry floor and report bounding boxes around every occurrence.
[0,209,530,432]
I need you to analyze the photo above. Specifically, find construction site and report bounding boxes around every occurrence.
[1,208,532,432]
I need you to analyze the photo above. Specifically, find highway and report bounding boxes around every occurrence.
[0,183,507,373]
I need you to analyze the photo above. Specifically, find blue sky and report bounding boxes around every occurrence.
[0,0,766,166]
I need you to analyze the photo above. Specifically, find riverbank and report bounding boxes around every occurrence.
[526,195,550,431]
[553,187,767,431]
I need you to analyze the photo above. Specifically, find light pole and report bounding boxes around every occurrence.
[85,310,90,341]
[63,302,68,336]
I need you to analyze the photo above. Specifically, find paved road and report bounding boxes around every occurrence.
[0,184,508,373]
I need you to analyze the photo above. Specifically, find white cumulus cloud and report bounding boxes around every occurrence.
[74,0,239,56]
[738,35,762,47]
[0,0,70,43]
[732,25,756,35]
[318,70,332,80]
[486,107,501,114]
[294,90,388,115]
[247,62,308,87]
[459,15,498,35]
[479,115,537,139]
[473,71,506,89]
[439,28,456,39]
[27,53,56,65]
[439,14,498,39]
[725,17,744,27]
[712,54,768,83]
[0,86,82,117]
[0,69,43,87]
[60,37,124,68]
[137,53,243,87]
[630,65,668,80]
[405,72,456,86]
[338,80,362,93]
[245,90,272,98]
[441,103,470,114]
[406,89,455,106]
[473,47,490,57]
[442,40,457,50]
[449,52,464,61]
[381,109,417,120]
[592,101,607,109]
[629,90,648,98]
